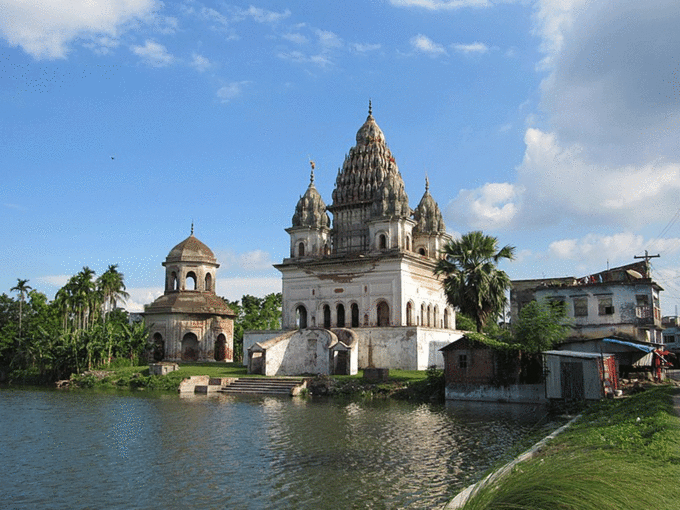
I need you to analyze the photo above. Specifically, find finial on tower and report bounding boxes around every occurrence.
[425,175,429,192]
[190,221,194,236]
[368,99,372,117]
[309,158,316,185]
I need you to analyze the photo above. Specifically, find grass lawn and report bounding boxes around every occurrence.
[73,362,431,392]
[460,385,680,510]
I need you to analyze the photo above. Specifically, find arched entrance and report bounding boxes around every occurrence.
[377,301,390,327]
[337,304,345,327]
[214,333,227,361]
[296,305,308,329]
[351,303,359,328]
[152,332,164,361]
[181,332,199,361]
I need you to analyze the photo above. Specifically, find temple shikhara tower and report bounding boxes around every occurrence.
[245,104,463,375]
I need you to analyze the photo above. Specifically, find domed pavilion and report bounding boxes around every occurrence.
[144,227,236,362]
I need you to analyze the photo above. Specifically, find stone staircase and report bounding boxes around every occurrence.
[219,377,307,396]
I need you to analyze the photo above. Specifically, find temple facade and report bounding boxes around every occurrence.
[244,105,463,375]
[144,229,236,362]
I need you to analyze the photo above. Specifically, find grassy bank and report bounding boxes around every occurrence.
[64,362,440,398]
[459,384,680,510]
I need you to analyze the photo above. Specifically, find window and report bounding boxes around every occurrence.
[379,234,387,250]
[296,306,307,329]
[337,304,345,328]
[351,303,359,327]
[298,242,305,257]
[598,297,614,316]
[573,297,588,317]
[458,354,467,369]
[323,305,331,329]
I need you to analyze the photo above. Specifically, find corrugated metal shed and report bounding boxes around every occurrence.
[543,350,616,400]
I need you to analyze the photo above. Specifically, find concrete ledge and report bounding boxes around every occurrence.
[445,383,545,403]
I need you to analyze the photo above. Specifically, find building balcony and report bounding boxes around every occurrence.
[636,306,662,327]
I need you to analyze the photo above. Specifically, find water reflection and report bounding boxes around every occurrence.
[0,389,548,510]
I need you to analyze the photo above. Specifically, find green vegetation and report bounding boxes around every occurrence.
[223,293,281,363]
[435,231,515,333]
[461,385,680,510]
[1,268,147,385]
[514,299,571,353]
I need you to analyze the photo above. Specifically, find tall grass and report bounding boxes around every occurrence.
[462,386,680,510]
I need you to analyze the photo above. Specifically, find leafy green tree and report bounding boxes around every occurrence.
[10,278,31,339]
[513,299,571,353]
[435,231,515,333]
[97,264,129,321]
[223,293,282,363]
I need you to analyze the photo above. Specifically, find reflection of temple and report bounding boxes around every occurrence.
[244,105,463,375]
[144,227,235,362]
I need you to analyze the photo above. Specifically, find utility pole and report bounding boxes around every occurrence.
[634,250,660,277]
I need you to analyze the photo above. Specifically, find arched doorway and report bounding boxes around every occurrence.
[296,305,308,329]
[181,332,199,361]
[377,301,390,327]
[152,332,164,361]
[323,305,331,329]
[214,334,227,361]
[337,304,345,327]
[351,303,359,327]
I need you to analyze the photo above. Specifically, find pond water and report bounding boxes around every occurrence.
[0,389,549,509]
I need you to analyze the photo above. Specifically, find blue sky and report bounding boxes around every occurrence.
[2,0,680,315]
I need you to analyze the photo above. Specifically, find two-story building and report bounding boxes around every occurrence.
[510,261,664,371]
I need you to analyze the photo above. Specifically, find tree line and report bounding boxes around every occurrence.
[0,265,147,384]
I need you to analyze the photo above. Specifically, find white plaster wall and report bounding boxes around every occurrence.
[445,384,546,403]
[243,330,282,366]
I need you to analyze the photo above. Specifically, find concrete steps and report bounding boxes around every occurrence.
[220,377,306,396]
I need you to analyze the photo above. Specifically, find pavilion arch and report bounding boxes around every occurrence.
[298,241,305,257]
[378,233,387,250]
[181,332,199,361]
[406,300,415,326]
[205,272,213,292]
[336,303,346,328]
[186,271,198,290]
[152,332,164,361]
[214,333,227,361]
[350,302,359,327]
[376,300,390,327]
[170,271,179,291]
[322,304,331,329]
[296,304,308,329]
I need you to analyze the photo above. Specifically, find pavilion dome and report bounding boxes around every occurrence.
[166,231,217,265]
[291,170,330,229]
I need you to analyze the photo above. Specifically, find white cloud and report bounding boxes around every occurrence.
[282,32,308,45]
[190,53,211,72]
[277,50,332,67]
[236,6,291,24]
[390,0,496,9]
[36,274,71,288]
[452,42,489,54]
[315,30,343,49]
[131,39,173,67]
[238,250,275,271]
[447,182,521,230]
[0,0,159,59]
[410,34,447,56]
[351,43,381,53]
[124,286,163,312]
[544,232,680,271]
[216,81,249,103]
[216,277,281,302]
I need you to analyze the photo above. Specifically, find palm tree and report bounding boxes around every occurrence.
[434,231,515,333]
[10,278,32,339]
[97,264,129,321]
